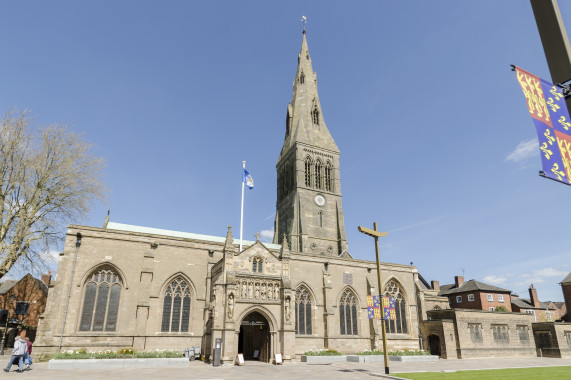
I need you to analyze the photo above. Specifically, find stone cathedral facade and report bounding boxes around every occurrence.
[35,32,447,362]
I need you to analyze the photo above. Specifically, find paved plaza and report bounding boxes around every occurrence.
[0,357,569,379]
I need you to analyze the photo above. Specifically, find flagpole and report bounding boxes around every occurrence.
[240,161,246,252]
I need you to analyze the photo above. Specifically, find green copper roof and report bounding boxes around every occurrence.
[106,222,281,250]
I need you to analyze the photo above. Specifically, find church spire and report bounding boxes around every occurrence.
[279,31,339,161]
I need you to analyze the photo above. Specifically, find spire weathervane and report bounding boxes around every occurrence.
[301,15,307,32]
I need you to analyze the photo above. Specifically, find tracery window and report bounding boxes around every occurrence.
[339,288,358,336]
[384,280,408,334]
[325,162,332,192]
[295,286,312,335]
[79,267,122,332]
[161,277,191,332]
[252,258,263,273]
[304,157,312,187]
[315,160,322,189]
[312,107,319,125]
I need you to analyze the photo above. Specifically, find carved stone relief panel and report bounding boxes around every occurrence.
[236,277,281,303]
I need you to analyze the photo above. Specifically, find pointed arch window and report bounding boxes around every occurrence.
[304,157,312,187]
[79,267,122,332]
[252,257,263,273]
[325,162,332,192]
[384,280,408,334]
[295,286,312,335]
[339,289,358,335]
[299,72,305,84]
[161,277,191,332]
[312,107,319,125]
[315,160,322,189]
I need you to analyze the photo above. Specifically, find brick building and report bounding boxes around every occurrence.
[511,284,556,322]
[0,273,50,328]
[436,276,512,312]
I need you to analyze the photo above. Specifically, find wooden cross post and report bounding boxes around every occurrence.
[358,222,389,375]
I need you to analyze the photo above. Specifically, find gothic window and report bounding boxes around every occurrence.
[304,157,312,187]
[312,107,319,125]
[295,286,312,335]
[300,72,305,84]
[161,277,191,332]
[325,162,332,192]
[339,288,358,336]
[252,258,263,273]
[384,280,408,334]
[469,323,482,342]
[318,211,323,227]
[315,160,322,189]
[79,267,122,332]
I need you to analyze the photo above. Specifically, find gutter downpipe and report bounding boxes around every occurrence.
[57,232,81,352]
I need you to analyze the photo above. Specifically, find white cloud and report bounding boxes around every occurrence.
[483,275,508,285]
[515,267,568,286]
[260,229,274,243]
[39,249,60,264]
[505,138,538,162]
[390,215,448,234]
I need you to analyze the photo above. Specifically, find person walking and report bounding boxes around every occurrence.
[24,337,32,371]
[3,336,27,372]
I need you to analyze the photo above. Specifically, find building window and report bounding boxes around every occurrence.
[295,286,312,335]
[384,280,408,334]
[161,277,191,333]
[456,296,462,303]
[339,289,358,336]
[525,310,535,315]
[299,72,305,84]
[468,294,474,302]
[325,162,332,192]
[14,302,29,316]
[469,323,482,342]
[489,307,495,311]
[315,160,322,189]
[79,267,122,332]
[492,325,509,342]
[312,107,319,125]
[517,325,529,342]
[487,294,493,302]
[252,258,263,273]
[498,294,504,303]
[304,157,312,187]
[318,211,323,227]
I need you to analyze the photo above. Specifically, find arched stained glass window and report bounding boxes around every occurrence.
[304,157,312,187]
[295,286,312,335]
[161,277,191,332]
[339,289,358,336]
[384,280,408,334]
[79,267,122,331]
[325,162,332,192]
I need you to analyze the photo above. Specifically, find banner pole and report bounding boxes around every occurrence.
[240,161,246,252]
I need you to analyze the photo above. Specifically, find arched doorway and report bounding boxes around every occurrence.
[238,311,271,362]
[428,334,441,357]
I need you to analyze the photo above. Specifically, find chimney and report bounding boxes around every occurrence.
[454,276,464,288]
[529,284,540,308]
[41,271,51,287]
[431,280,440,291]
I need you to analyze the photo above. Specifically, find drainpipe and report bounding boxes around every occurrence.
[412,268,423,350]
[57,232,81,352]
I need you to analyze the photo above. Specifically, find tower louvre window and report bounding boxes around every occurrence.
[315,160,322,189]
[304,157,312,187]
[312,108,319,125]
[318,211,323,227]
[325,162,332,192]
[300,72,305,84]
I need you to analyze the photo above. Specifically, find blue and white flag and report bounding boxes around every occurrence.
[243,169,254,190]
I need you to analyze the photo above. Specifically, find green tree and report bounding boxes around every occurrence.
[0,110,104,279]
[495,306,508,312]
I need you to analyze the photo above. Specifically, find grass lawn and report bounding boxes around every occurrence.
[393,366,571,380]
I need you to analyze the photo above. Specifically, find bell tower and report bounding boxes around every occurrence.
[273,31,348,256]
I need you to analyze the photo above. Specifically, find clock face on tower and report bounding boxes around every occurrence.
[314,194,325,207]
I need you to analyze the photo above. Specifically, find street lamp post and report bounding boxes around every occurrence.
[358,222,389,375]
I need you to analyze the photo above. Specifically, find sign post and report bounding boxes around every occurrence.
[358,222,389,375]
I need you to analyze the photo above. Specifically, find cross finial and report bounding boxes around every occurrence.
[301,15,307,32]
[254,232,261,242]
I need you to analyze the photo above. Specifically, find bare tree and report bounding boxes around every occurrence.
[0,110,104,279]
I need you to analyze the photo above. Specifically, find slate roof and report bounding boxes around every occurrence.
[511,297,554,310]
[438,279,511,296]
[561,272,571,284]
[0,280,18,294]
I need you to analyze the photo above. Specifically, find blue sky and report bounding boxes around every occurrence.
[1,1,570,302]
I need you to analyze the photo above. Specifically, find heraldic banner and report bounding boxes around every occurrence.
[515,66,571,185]
[367,296,395,320]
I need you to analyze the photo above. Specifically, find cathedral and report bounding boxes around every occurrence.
[35,31,446,362]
